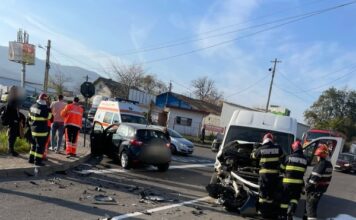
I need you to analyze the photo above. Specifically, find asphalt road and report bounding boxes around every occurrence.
[0,146,355,220]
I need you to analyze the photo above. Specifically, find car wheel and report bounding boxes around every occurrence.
[157,163,169,172]
[120,150,131,169]
[170,144,177,155]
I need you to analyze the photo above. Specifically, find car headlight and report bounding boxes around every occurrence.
[344,163,350,167]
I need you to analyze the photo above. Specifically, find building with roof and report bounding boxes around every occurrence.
[155,92,222,136]
[93,77,128,99]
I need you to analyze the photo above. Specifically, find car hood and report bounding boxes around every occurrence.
[172,137,193,146]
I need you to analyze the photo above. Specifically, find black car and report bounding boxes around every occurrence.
[335,153,356,173]
[90,122,171,171]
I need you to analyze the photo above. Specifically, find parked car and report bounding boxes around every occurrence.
[211,133,224,152]
[335,153,356,173]
[90,122,171,172]
[21,96,36,109]
[167,128,194,155]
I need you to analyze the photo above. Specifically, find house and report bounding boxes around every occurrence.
[93,77,128,99]
[156,92,222,136]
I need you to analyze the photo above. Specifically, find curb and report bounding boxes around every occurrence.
[0,150,91,178]
[192,142,211,149]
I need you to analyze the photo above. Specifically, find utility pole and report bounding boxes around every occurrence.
[265,58,281,112]
[43,40,51,93]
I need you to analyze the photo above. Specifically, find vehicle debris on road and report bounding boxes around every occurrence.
[93,194,117,205]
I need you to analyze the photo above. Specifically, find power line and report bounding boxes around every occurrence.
[274,84,311,103]
[142,1,356,64]
[225,74,269,98]
[117,0,330,55]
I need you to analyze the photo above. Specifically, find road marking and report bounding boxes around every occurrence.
[172,156,214,164]
[169,163,214,169]
[75,163,214,175]
[110,196,211,220]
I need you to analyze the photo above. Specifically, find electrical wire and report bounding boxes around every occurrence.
[143,1,356,64]
[225,74,269,98]
[117,0,331,55]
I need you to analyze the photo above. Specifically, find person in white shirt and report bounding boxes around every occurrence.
[50,95,66,152]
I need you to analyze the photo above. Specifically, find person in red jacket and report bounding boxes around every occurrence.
[60,97,83,157]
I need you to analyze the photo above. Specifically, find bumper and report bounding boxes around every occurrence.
[334,165,352,172]
[136,148,172,165]
[177,147,194,154]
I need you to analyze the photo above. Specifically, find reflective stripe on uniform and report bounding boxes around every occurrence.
[309,179,316,184]
[280,164,286,170]
[48,113,52,119]
[259,198,273,203]
[30,116,48,121]
[311,172,321,177]
[286,165,306,172]
[321,174,332,178]
[64,123,81,128]
[30,151,43,158]
[308,218,317,220]
[290,199,298,204]
[280,204,288,209]
[283,178,304,184]
[68,110,82,115]
[31,132,48,137]
[260,157,279,162]
[259,169,279,174]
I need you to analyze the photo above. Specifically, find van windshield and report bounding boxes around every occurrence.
[121,114,147,125]
[306,131,330,141]
[224,126,294,154]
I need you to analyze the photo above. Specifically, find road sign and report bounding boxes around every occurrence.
[80,82,95,98]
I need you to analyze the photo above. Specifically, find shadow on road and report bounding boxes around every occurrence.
[295,194,356,219]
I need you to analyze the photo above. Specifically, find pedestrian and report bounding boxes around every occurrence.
[304,144,333,220]
[50,94,66,153]
[61,97,83,157]
[279,140,307,220]
[28,93,53,166]
[1,86,21,156]
[201,125,206,144]
[251,133,284,218]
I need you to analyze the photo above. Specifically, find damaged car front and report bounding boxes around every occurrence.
[207,125,294,216]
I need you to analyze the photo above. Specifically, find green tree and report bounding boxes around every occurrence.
[304,87,356,141]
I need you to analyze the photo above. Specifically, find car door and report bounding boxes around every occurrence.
[90,121,104,156]
[303,137,344,176]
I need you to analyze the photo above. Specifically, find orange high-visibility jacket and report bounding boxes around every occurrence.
[61,103,83,128]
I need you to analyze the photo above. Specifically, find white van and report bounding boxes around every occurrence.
[93,100,147,128]
[215,109,344,169]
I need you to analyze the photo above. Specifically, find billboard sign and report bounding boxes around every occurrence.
[8,41,36,65]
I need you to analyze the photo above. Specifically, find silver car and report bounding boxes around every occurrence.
[168,128,194,155]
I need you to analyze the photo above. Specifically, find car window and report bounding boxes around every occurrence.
[117,125,129,137]
[113,113,120,124]
[168,129,183,138]
[103,112,113,124]
[136,129,168,142]
[93,122,103,133]
[120,114,147,124]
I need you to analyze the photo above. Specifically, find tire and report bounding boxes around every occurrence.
[170,144,177,155]
[120,150,131,169]
[157,163,170,172]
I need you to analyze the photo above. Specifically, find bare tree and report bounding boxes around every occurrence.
[49,71,70,95]
[191,76,223,104]
[109,61,168,96]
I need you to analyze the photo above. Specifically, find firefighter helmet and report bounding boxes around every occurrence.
[291,140,302,152]
[262,133,274,144]
[314,144,329,158]
[38,93,48,100]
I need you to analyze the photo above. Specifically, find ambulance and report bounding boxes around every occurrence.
[93,99,147,128]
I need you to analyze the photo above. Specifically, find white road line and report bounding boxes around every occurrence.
[76,163,214,175]
[110,196,211,220]
[169,163,215,169]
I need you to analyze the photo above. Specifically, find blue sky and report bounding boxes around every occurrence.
[1,0,356,122]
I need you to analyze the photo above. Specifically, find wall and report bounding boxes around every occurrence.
[129,89,156,105]
[156,93,191,109]
[95,81,112,97]
[297,122,310,139]
[203,113,223,135]
[167,107,204,136]
[220,102,258,130]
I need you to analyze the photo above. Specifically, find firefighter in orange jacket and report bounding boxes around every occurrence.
[60,97,83,157]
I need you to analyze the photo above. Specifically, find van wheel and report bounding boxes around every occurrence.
[157,163,169,172]
[120,151,131,169]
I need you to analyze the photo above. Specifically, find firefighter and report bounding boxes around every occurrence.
[61,97,83,157]
[279,140,307,220]
[251,133,284,218]
[304,144,333,220]
[28,93,53,166]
